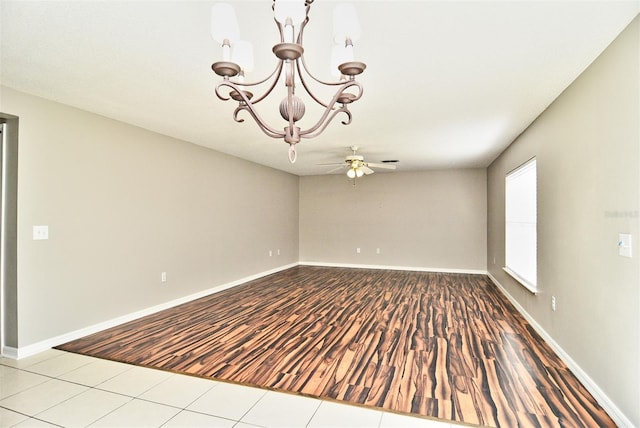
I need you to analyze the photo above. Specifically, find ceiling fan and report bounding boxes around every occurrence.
[322,146,397,178]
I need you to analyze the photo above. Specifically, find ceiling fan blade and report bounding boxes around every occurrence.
[366,162,397,170]
[361,166,375,175]
[325,165,347,174]
[318,162,347,166]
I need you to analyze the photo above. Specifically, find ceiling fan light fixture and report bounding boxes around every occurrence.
[346,166,364,179]
[320,147,397,179]
[211,1,366,163]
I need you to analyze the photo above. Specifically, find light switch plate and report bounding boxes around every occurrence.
[33,225,49,240]
[619,233,632,258]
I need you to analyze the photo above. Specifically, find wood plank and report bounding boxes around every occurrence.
[57,266,616,427]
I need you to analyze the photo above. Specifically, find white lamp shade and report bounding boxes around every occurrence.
[274,0,307,26]
[232,41,254,72]
[211,3,240,44]
[356,168,364,178]
[333,3,361,43]
[347,168,356,178]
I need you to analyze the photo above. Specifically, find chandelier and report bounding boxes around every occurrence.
[210,0,366,163]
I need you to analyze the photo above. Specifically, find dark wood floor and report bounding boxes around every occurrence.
[57,266,615,427]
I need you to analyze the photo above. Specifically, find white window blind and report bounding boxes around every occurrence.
[504,158,537,293]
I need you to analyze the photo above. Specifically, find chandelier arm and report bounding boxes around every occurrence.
[234,105,285,139]
[298,54,349,88]
[295,61,330,109]
[214,82,233,101]
[217,80,285,138]
[301,106,352,139]
[295,61,365,112]
[297,81,363,136]
[341,80,364,102]
[232,105,246,123]
[339,109,353,126]
[274,12,284,43]
[242,62,284,105]
[295,6,311,44]
[241,63,282,88]
[296,18,348,88]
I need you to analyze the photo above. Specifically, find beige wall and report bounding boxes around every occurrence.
[1,86,299,348]
[300,169,487,271]
[487,16,639,425]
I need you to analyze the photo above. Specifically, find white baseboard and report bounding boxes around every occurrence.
[487,273,633,428]
[6,264,629,427]
[5,263,298,360]
[299,261,487,275]
[1,345,18,359]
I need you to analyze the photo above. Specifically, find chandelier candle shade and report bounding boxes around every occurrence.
[210,0,366,163]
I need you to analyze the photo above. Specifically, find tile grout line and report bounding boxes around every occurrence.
[234,388,270,427]
[2,355,147,427]
[5,355,267,427]
[304,399,324,428]
[3,353,461,428]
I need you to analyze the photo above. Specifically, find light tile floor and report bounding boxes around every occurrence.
[0,349,463,428]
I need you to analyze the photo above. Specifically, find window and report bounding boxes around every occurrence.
[504,158,537,293]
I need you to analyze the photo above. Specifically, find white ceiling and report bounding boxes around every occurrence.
[1,1,638,176]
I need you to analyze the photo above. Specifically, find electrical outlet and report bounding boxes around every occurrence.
[161,272,167,283]
[33,225,49,240]
[269,250,273,257]
[551,296,556,311]
[619,233,632,257]
[376,248,381,254]
[356,247,361,254]
[277,249,280,256]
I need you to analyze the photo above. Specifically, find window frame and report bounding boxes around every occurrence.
[504,157,537,294]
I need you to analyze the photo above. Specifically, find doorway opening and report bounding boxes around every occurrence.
[1,113,19,356]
